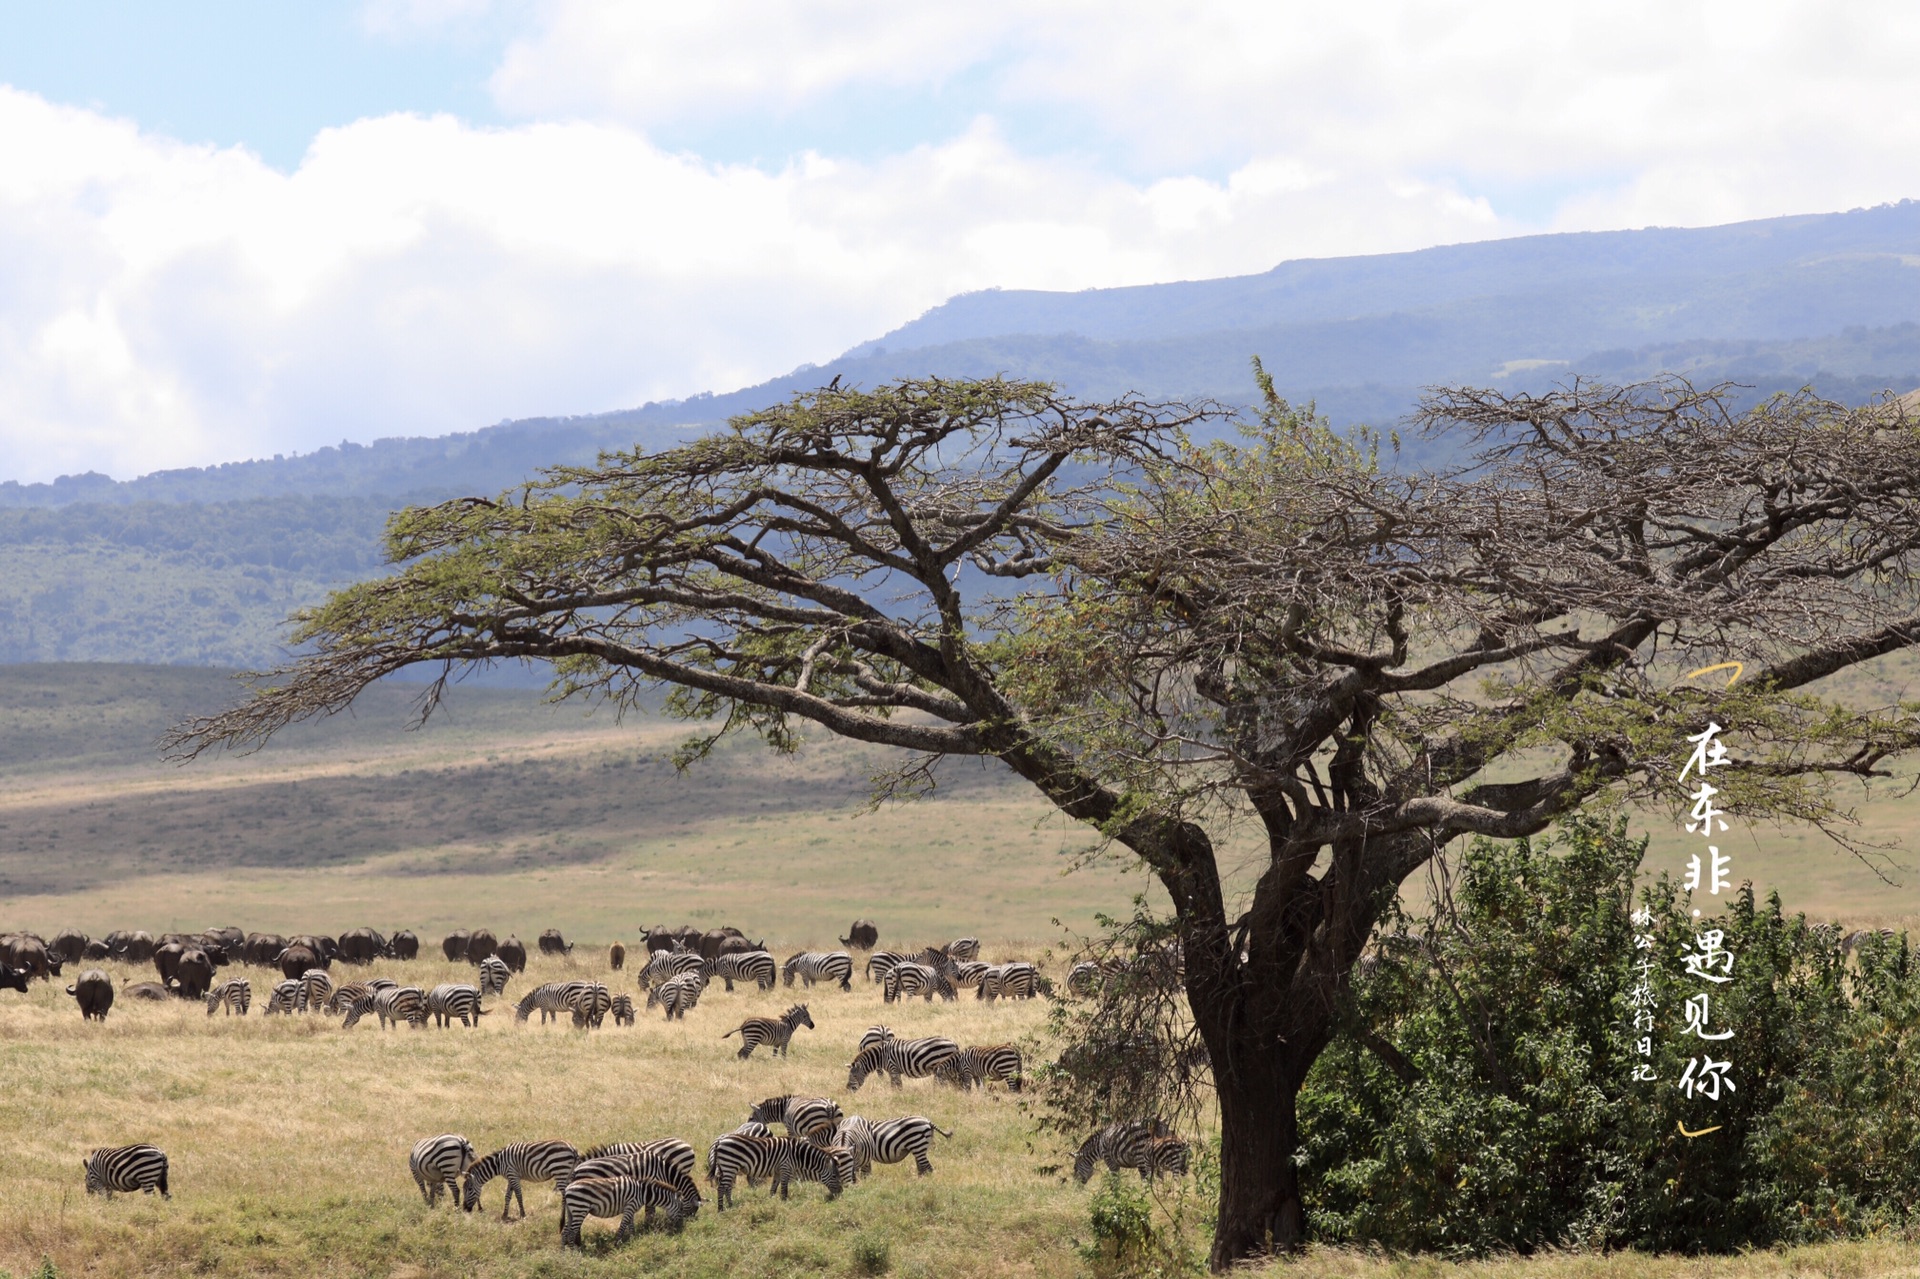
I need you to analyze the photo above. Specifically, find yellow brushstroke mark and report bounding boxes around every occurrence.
[1677,1121,1723,1138]
[1684,661,1743,688]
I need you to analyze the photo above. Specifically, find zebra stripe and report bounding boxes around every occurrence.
[645,972,704,1020]
[204,978,251,1016]
[639,950,703,989]
[857,1025,895,1055]
[569,1151,702,1219]
[847,1036,960,1090]
[299,968,332,1011]
[976,961,1040,1001]
[83,1144,169,1199]
[410,1133,476,1206]
[325,980,383,1015]
[478,955,510,997]
[935,1043,1024,1092]
[461,1140,581,1218]
[946,937,981,961]
[842,1116,953,1177]
[610,993,636,1026]
[703,950,777,992]
[864,950,908,983]
[883,961,956,1003]
[723,1004,814,1059]
[1073,1120,1172,1184]
[1133,1135,1191,1180]
[781,951,854,991]
[373,986,429,1029]
[747,1094,844,1144]
[514,981,588,1024]
[704,1134,845,1209]
[264,979,302,1015]
[426,984,487,1028]
[950,960,992,990]
[564,981,613,1029]
[559,1175,688,1244]
[579,1138,696,1180]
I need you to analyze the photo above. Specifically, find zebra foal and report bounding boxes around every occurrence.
[723,1004,814,1058]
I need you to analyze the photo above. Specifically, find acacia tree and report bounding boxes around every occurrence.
[169,372,1920,1269]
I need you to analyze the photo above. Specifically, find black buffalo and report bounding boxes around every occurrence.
[495,936,527,973]
[276,945,320,981]
[464,929,498,964]
[840,919,879,950]
[538,929,573,956]
[171,948,214,1000]
[66,970,114,1021]
[442,930,470,962]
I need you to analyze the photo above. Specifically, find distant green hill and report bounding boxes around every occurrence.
[4,203,1919,666]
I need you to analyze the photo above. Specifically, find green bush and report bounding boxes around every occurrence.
[1298,815,1920,1255]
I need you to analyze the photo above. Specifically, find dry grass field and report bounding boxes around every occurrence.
[9,663,1920,1277]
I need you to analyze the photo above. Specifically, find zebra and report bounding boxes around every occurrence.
[857,1024,896,1055]
[950,960,992,991]
[204,978,251,1016]
[426,983,487,1028]
[747,1094,844,1144]
[935,1043,1024,1092]
[461,1140,581,1219]
[1073,1120,1174,1184]
[299,967,332,1011]
[1067,960,1108,996]
[646,972,704,1020]
[864,950,908,984]
[580,1138,696,1180]
[639,949,703,989]
[568,1152,702,1220]
[782,951,854,991]
[83,1143,169,1199]
[703,950,777,992]
[515,981,587,1024]
[977,961,1040,1001]
[325,980,384,1015]
[705,1134,845,1209]
[946,937,981,961]
[1129,1135,1191,1180]
[566,981,613,1029]
[610,993,636,1026]
[732,1121,775,1137]
[883,961,953,1003]
[374,986,429,1029]
[847,1036,960,1090]
[835,1115,953,1176]
[478,955,510,997]
[264,979,303,1015]
[560,1175,689,1243]
[723,1004,814,1059]
[410,1133,477,1206]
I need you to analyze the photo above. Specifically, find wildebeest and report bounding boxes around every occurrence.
[840,920,880,950]
[465,929,498,964]
[337,928,386,965]
[608,942,626,971]
[48,930,90,965]
[276,945,320,982]
[122,981,171,1001]
[391,930,420,960]
[495,936,527,973]
[538,929,573,956]
[171,948,215,1000]
[442,930,471,962]
[67,969,114,1021]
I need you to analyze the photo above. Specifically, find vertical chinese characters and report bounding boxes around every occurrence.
[1677,722,1735,1102]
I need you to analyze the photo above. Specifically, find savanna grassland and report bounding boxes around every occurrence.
[9,664,1920,1277]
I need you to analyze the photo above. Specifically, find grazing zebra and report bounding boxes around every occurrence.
[299,967,332,1011]
[515,981,586,1024]
[566,981,613,1029]
[703,950,777,992]
[83,1143,169,1199]
[1073,1120,1173,1184]
[426,983,487,1028]
[723,1004,814,1059]
[946,937,981,962]
[864,950,908,984]
[568,1152,702,1220]
[559,1175,689,1243]
[882,961,953,1003]
[950,960,992,991]
[646,972,704,1020]
[935,1043,1024,1092]
[705,1134,845,1209]
[264,979,303,1015]
[610,993,635,1026]
[857,1025,896,1055]
[461,1140,581,1219]
[477,955,510,997]
[977,961,1040,1001]
[846,1036,960,1090]
[204,978,251,1017]
[782,951,854,991]
[374,986,429,1029]
[1066,961,1106,996]
[1129,1135,1191,1180]
[639,949,703,989]
[836,1116,953,1177]
[747,1094,844,1144]
[580,1138,696,1180]
[732,1121,775,1137]
[325,980,380,1015]
[410,1133,477,1206]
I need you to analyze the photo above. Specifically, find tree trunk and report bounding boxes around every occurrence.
[1207,1040,1305,1270]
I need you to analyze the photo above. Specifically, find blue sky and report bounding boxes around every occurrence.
[0,0,1914,483]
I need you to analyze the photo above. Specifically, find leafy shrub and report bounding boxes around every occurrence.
[1299,815,1920,1255]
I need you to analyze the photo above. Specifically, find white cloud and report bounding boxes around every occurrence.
[0,90,1504,484]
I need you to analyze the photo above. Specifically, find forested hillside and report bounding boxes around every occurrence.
[4,203,1918,667]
